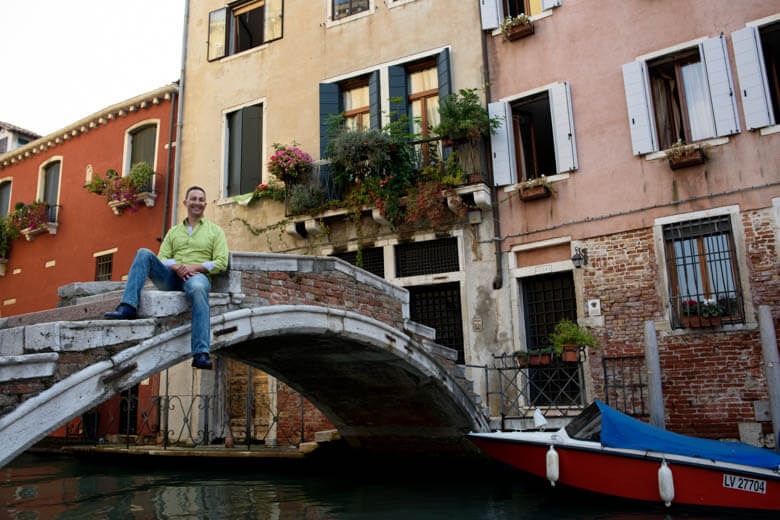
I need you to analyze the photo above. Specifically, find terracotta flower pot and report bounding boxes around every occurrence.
[504,22,535,41]
[668,149,705,170]
[560,345,580,363]
[520,184,551,201]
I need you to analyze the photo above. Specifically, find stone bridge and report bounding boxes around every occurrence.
[0,253,489,467]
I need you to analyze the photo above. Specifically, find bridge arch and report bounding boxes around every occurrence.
[0,305,489,467]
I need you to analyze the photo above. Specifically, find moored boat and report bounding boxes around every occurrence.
[468,400,780,512]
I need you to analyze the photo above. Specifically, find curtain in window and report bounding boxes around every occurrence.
[651,75,681,149]
[681,61,716,142]
[130,125,156,169]
[672,234,736,302]
[343,85,370,129]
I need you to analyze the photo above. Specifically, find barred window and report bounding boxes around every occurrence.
[663,215,744,328]
[95,253,113,281]
[395,237,458,278]
[331,247,384,278]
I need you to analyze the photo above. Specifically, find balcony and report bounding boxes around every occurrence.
[284,136,492,238]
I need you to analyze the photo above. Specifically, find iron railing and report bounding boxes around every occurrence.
[602,355,649,417]
[67,390,308,449]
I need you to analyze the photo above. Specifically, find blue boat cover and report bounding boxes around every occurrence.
[596,400,780,471]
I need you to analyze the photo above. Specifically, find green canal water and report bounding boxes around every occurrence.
[0,452,762,519]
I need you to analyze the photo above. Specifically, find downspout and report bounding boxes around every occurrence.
[171,0,190,226]
[481,18,503,290]
[161,89,177,238]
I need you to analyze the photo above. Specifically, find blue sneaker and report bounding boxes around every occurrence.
[104,303,137,320]
[191,353,213,370]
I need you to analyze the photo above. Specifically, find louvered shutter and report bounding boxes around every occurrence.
[437,49,452,101]
[369,70,381,129]
[319,83,340,159]
[207,8,228,61]
[622,60,658,155]
[732,26,775,130]
[480,0,502,31]
[489,101,517,186]
[240,104,262,194]
[541,0,561,10]
[388,65,408,123]
[549,82,577,173]
[700,36,740,136]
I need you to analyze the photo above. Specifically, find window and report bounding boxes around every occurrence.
[208,0,283,61]
[333,0,369,20]
[622,35,740,155]
[129,124,156,169]
[732,21,780,130]
[663,215,744,329]
[0,138,7,154]
[395,237,459,277]
[42,161,60,222]
[0,180,10,218]
[479,0,561,31]
[409,282,464,363]
[331,247,385,278]
[95,253,113,281]
[226,103,262,196]
[489,82,577,186]
[319,71,381,158]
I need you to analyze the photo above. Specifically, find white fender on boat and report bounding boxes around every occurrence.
[658,460,675,507]
[546,445,559,486]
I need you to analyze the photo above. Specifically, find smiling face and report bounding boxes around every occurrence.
[183,187,207,222]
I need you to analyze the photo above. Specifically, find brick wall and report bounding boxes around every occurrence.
[585,208,777,440]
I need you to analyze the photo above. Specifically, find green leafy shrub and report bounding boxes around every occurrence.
[287,183,326,215]
[434,88,501,141]
[548,319,599,356]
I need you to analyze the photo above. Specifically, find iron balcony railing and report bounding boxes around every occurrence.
[66,390,310,450]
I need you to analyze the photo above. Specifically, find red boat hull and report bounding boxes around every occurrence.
[470,436,780,511]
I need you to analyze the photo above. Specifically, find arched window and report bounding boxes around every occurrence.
[0,179,11,218]
[129,123,157,169]
[42,161,60,221]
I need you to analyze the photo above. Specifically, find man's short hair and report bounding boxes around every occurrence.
[185,186,206,199]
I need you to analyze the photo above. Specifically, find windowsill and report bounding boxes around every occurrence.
[219,42,271,63]
[644,137,729,161]
[325,7,375,28]
[386,0,416,7]
[108,192,157,215]
[503,172,569,192]
[490,10,553,37]
[759,124,780,136]
[21,222,58,241]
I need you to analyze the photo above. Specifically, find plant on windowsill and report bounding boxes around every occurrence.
[680,298,723,328]
[527,347,553,366]
[548,319,599,362]
[666,139,706,170]
[516,175,555,201]
[86,162,157,215]
[500,14,534,41]
[5,200,56,241]
[268,143,314,185]
[433,88,502,146]
[0,217,11,275]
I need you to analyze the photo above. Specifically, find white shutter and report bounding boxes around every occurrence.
[541,0,562,10]
[489,101,517,186]
[622,60,658,155]
[732,26,774,130]
[701,36,740,136]
[549,82,577,173]
[479,0,502,31]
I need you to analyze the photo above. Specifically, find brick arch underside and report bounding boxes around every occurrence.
[0,305,487,467]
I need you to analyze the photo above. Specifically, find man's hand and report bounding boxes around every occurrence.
[170,264,205,281]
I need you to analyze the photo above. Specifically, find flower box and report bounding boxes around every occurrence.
[520,184,551,201]
[108,192,157,215]
[681,315,722,328]
[504,21,534,41]
[528,351,552,366]
[668,148,705,170]
[20,222,58,241]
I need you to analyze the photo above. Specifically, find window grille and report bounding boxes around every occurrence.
[602,356,648,417]
[395,237,458,277]
[409,282,464,363]
[522,272,576,350]
[331,247,384,278]
[663,215,744,328]
[95,253,113,281]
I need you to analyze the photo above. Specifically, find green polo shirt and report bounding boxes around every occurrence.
[158,217,229,275]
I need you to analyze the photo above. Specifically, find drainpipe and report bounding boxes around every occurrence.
[161,89,177,237]
[171,0,190,226]
[480,16,503,290]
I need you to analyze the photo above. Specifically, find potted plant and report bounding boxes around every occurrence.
[681,298,723,328]
[517,176,554,201]
[86,163,157,214]
[434,88,501,146]
[500,14,534,41]
[666,139,706,170]
[268,143,313,185]
[548,319,599,362]
[0,217,10,275]
[528,347,553,366]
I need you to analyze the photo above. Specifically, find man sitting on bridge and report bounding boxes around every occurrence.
[104,186,229,370]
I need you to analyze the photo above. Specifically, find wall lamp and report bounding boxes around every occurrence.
[572,247,588,268]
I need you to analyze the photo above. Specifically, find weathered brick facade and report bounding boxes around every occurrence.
[585,208,778,441]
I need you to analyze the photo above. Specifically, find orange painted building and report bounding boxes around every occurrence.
[0,84,179,439]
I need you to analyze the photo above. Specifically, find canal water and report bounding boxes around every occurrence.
[0,452,765,519]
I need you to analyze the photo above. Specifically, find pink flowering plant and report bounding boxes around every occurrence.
[268,143,313,184]
[5,200,49,236]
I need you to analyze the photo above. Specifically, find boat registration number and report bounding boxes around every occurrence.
[722,474,766,494]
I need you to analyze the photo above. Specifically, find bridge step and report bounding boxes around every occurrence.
[0,353,59,383]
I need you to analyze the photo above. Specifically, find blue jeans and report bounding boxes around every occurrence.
[121,248,211,355]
